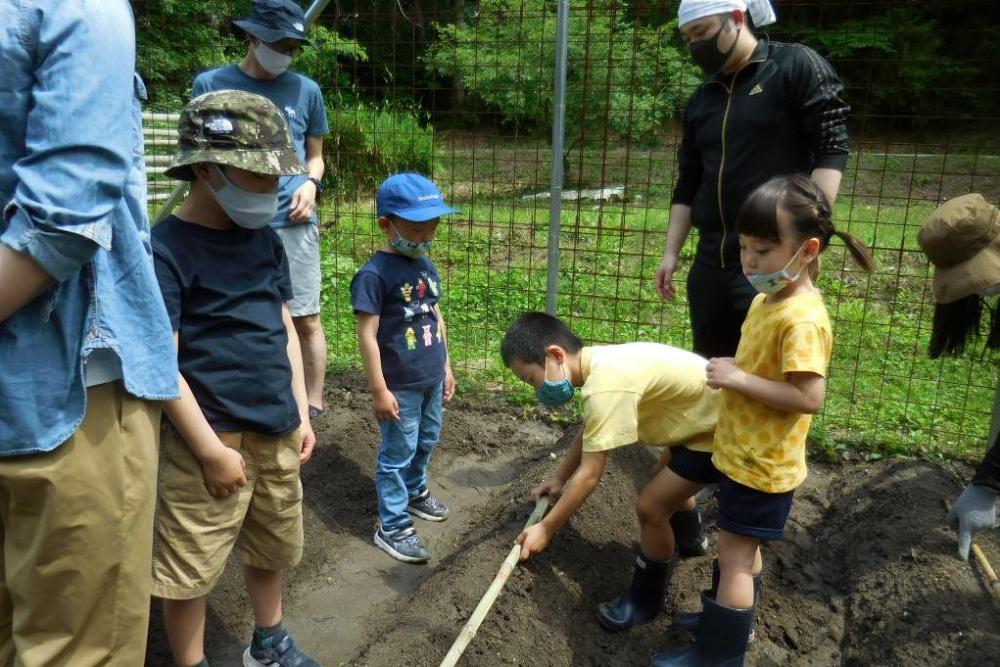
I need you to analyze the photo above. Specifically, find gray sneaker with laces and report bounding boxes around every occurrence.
[406,490,450,522]
[374,525,429,563]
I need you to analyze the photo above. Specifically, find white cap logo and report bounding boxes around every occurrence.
[205,117,234,134]
[293,22,305,32]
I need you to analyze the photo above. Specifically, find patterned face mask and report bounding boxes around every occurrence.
[390,222,433,258]
[746,243,807,295]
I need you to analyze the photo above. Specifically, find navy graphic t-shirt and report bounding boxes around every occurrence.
[350,251,447,391]
[153,215,300,436]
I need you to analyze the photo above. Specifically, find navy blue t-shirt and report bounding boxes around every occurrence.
[350,252,447,391]
[153,215,300,436]
[192,65,329,228]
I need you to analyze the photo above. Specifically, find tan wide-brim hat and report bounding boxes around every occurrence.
[917,193,1000,304]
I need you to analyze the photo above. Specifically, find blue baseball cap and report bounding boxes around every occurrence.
[377,173,461,222]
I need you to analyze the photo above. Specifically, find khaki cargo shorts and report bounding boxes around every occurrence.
[152,422,304,600]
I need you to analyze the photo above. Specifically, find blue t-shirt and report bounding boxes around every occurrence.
[192,65,329,227]
[153,215,300,436]
[350,252,447,391]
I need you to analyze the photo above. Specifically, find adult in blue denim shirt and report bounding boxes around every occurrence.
[0,1,178,664]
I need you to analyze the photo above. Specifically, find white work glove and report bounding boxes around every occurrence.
[947,483,999,560]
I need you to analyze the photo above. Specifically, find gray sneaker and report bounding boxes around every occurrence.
[407,490,450,522]
[374,525,429,563]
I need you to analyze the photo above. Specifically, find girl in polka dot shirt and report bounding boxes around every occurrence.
[657,174,873,667]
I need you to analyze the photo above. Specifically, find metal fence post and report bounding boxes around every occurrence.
[545,0,570,316]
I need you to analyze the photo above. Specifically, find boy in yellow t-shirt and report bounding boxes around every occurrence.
[501,312,721,632]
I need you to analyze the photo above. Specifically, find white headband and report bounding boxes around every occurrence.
[678,0,777,29]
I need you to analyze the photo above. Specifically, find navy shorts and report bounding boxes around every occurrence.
[716,475,794,541]
[666,446,721,485]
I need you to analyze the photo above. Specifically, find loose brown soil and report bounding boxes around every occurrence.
[146,372,1000,666]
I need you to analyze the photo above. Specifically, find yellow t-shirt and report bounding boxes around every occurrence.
[580,343,720,454]
[712,291,833,493]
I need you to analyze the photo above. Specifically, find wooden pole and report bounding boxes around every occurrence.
[439,497,550,667]
[971,543,1000,605]
[943,498,1000,606]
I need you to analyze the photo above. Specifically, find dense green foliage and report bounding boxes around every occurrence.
[781,6,990,123]
[425,0,700,144]
[134,1,993,136]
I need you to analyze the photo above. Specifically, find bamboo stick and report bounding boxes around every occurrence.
[943,498,1000,606]
[439,497,550,667]
[971,544,1000,605]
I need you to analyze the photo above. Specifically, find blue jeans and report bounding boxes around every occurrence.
[376,383,443,531]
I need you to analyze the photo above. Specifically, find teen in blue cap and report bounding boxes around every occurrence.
[193,0,331,423]
[350,173,460,563]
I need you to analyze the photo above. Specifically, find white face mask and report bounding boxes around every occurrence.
[210,165,277,229]
[253,42,293,76]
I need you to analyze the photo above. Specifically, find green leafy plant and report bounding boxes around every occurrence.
[425,0,700,146]
[325,103,437,192]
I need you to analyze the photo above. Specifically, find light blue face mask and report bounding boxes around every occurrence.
[390,222,433,259]
[536,361,574,406]
[746,243,806,295]
[211,165,277,230]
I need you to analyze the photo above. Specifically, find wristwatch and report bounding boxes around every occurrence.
[307,177,324,197]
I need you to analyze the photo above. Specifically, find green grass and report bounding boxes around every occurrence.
[141,118,999,462]
[319,194,998,463]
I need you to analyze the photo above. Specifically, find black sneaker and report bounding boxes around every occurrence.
[243,628,318,667]
[374,525,430,563]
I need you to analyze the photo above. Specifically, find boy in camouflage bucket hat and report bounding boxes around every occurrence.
[151,89,320,667]
[165,89,304,181]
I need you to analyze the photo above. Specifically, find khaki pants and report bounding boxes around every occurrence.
[0,381,161,667]
[152,424,304,600]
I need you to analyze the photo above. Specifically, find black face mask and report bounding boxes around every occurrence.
[689,23,740,76]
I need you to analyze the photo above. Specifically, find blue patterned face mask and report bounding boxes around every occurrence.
[536,361,574,406]
[746,243,807,295]
[390,222,433,258]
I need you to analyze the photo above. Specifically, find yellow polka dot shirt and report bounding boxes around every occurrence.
[712,291,832,493]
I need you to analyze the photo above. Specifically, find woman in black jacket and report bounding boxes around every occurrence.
[655,0,849,360]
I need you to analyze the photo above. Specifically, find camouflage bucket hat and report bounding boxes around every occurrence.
[165,90,305,181]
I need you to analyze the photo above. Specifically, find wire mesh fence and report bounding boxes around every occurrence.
[137,0,999,458]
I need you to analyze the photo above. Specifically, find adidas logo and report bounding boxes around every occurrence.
[749,84,763,96]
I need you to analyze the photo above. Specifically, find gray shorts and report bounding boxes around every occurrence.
[274,223,321,318]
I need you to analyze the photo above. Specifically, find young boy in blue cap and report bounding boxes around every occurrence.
[351,173,460,563]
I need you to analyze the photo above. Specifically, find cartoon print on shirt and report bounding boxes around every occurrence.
[422,324,433,347]
[400,282,413,303]
[405,327,417,350]
[417,279,426,299]
[426,275,439,297]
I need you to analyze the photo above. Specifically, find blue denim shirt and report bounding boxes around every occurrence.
[0,0,178,456]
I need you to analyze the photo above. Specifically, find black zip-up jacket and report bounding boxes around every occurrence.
[974,430,1000,493]
[672,38,850,269]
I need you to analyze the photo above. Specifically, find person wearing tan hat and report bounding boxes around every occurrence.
[918,193,1000,561]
